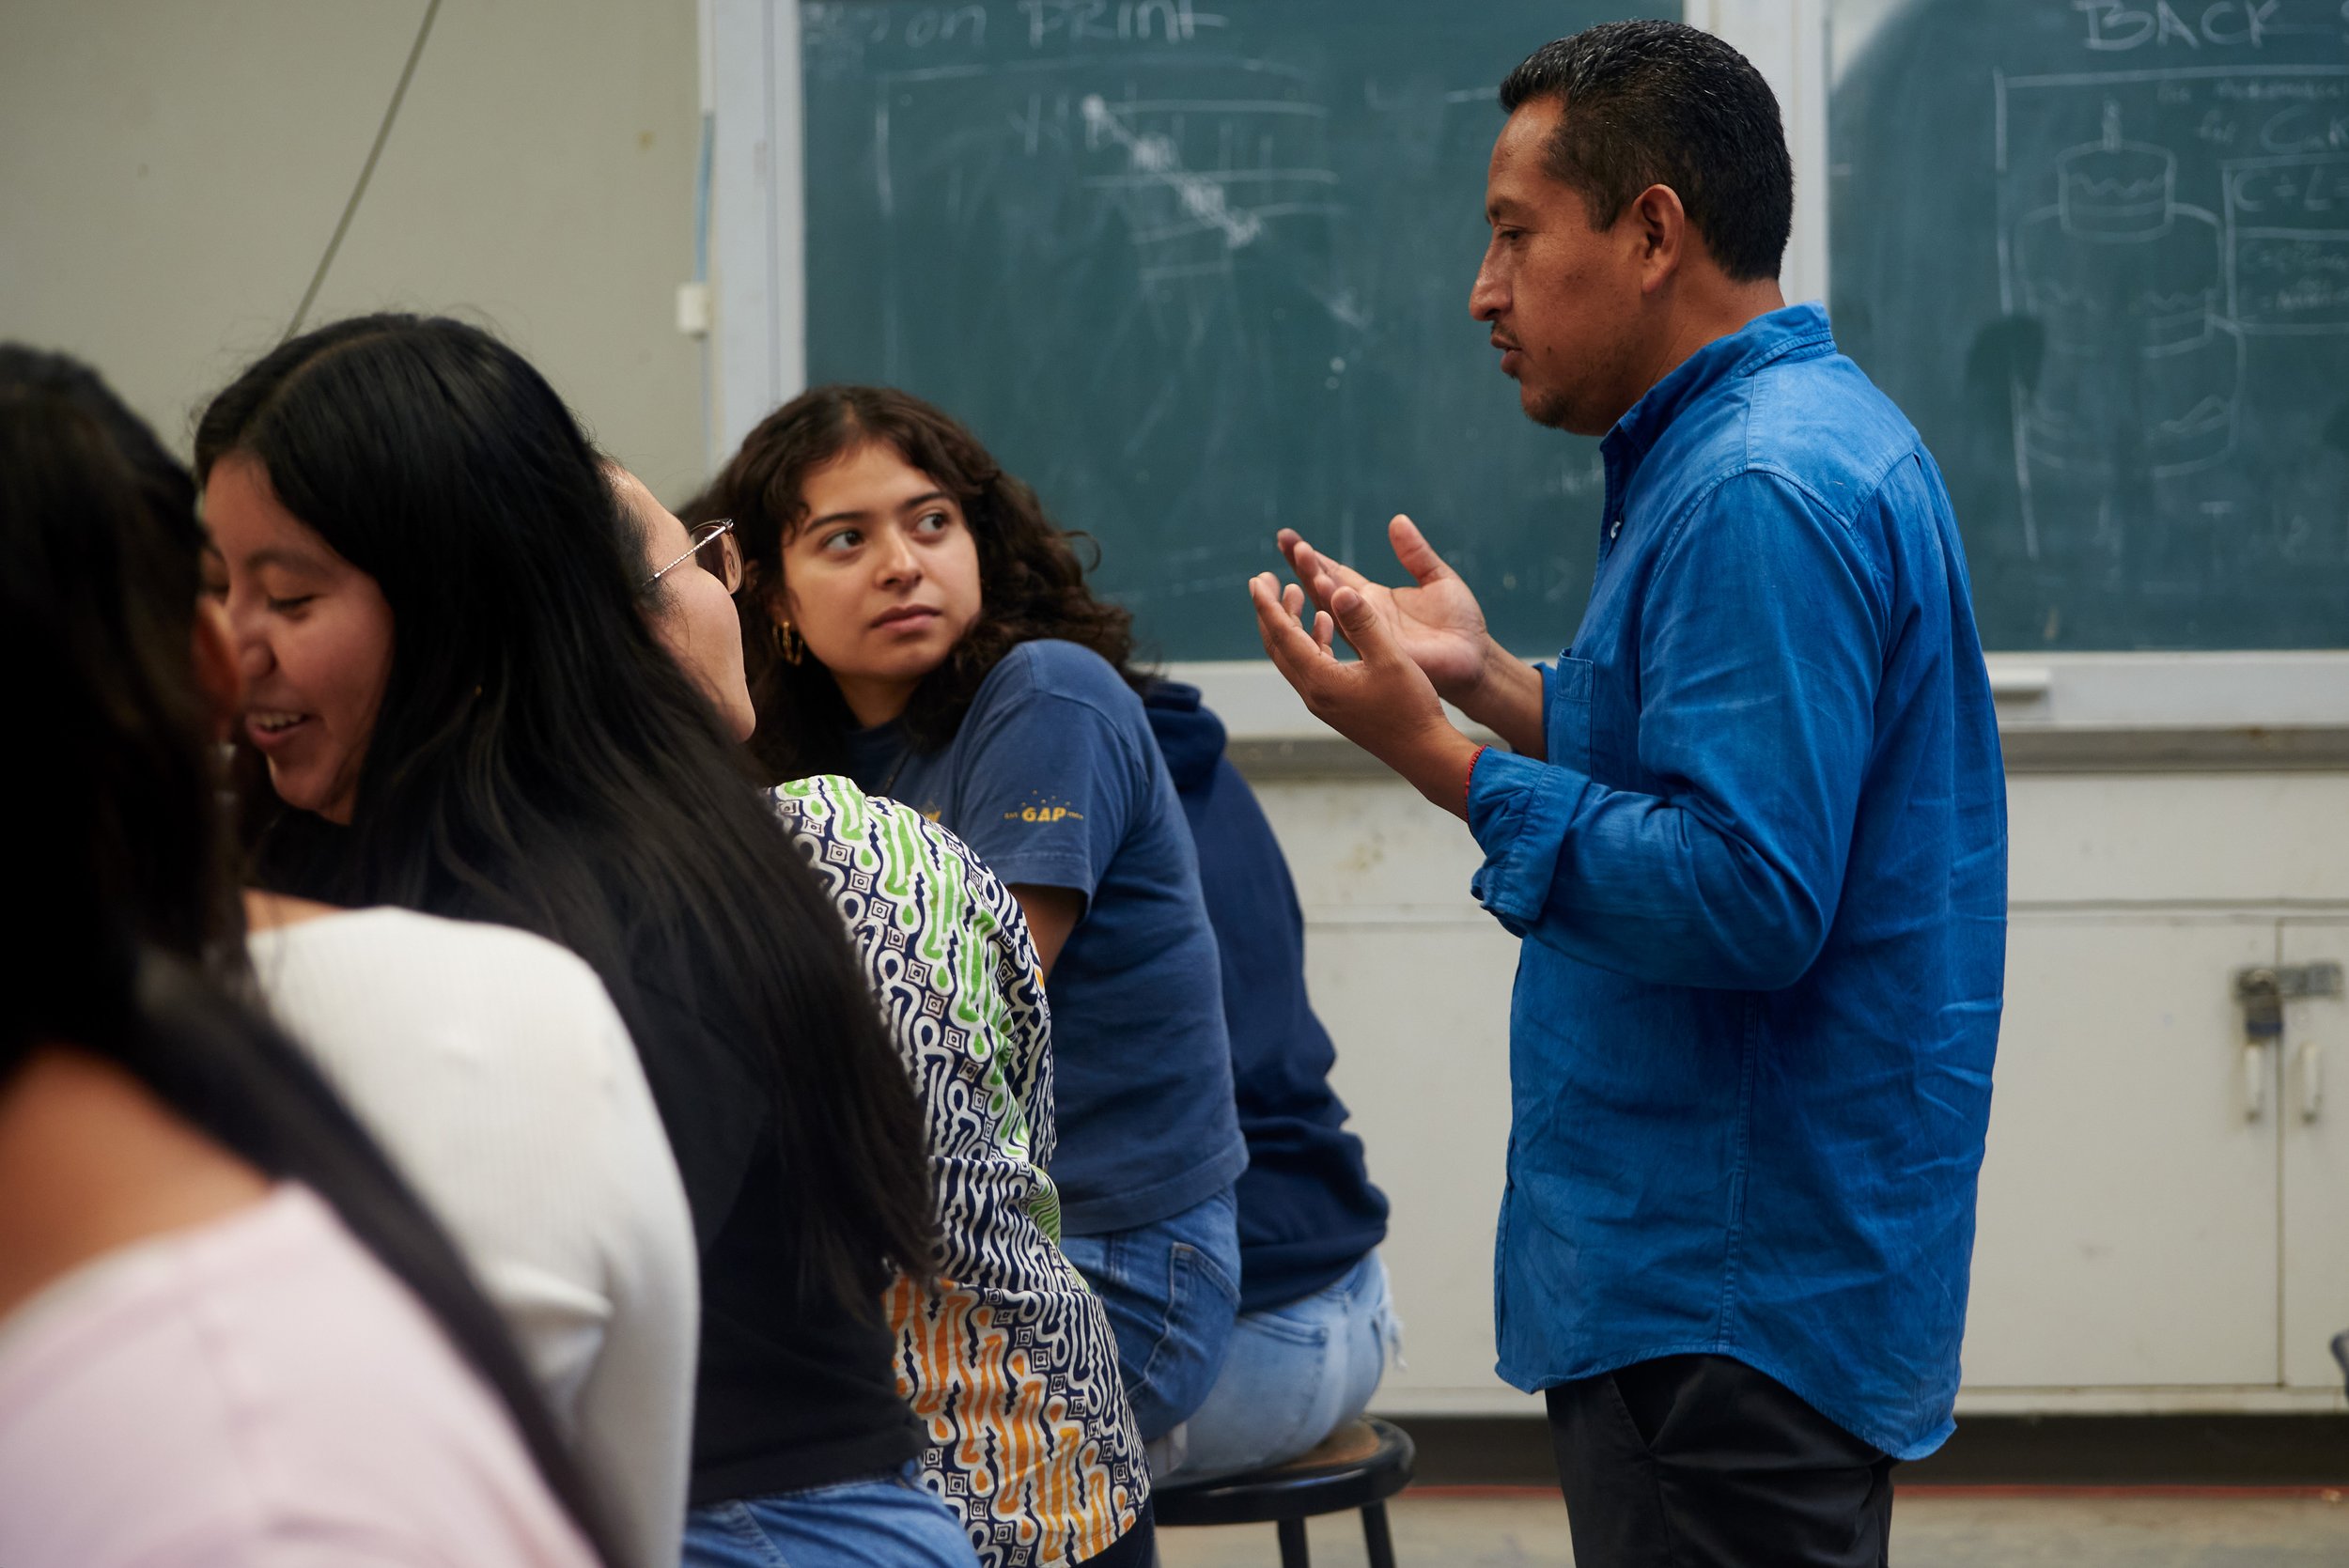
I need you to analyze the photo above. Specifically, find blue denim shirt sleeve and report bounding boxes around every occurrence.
[1468,470,1886,990]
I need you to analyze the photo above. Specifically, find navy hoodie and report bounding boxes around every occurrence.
[1143,681,1389,1312]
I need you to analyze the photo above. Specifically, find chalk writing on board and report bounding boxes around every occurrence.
[805,1,1229,71]
[2069,0,2349,52]
[870,53,1341,301]
[1071,86,1345,290]
[1996,63,2349,556]
[2010,101,2244,494]
[2227,155,2349,331]
[1016,0,1228,48]
[1081,94,1265,248]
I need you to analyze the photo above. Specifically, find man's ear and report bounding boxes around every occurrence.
[190,598,243,742]
[1631,182,1688,294]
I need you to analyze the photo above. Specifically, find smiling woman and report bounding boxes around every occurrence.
[204,451,393,823]
[191,316,966,1568]
[0,342,614,1568]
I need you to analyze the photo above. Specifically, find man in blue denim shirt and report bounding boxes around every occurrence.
[1250,23,2005,1564]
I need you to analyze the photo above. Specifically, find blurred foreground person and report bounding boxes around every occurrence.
[0,351,611,1567]
[11,344,699,1568]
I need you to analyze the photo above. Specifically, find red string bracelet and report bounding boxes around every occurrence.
[1465,743,1490,809]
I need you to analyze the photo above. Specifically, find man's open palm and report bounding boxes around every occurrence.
[1277,516,1489,702]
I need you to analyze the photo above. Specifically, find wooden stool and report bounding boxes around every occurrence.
[1152,1417,1415,1568]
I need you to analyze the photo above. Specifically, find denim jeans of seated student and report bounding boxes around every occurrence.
[1152,1249,1397,1484]
[1054,1185,1241,1443]
[683,1461,981,1568]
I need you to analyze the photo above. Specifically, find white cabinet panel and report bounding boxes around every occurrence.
[1305,921,1524,1409]
[2281,922,2349,1395]
[1964,915,2280,1388]
[2007,775,2349,907]
[1256,777,1490,924]
[1262,775,1526,1407]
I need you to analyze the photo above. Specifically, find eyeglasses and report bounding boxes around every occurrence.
[646,517,741,592]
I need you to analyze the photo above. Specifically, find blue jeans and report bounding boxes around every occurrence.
[683,1462,979,1568]
[1154,1250,1397,1484]
[1055,1186,1240,1443]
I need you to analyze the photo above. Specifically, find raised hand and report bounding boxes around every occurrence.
[1277,516,1491,705]
[1248,569,1480,819]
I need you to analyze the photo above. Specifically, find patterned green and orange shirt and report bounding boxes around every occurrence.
[771,776,1147,1568]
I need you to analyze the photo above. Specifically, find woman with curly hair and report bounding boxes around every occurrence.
[696,387,1247,1470]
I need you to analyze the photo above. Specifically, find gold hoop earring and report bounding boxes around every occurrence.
[772,620,803,665]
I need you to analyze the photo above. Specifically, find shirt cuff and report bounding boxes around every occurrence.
[1465,748,1583,936]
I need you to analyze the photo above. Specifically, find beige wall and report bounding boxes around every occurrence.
[0,0,707,501]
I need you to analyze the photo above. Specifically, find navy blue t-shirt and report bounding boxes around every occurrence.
[1144,682,1389,1312]
[844,640,1246,1236]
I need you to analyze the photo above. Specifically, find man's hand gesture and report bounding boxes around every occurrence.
[1248,564,1481,820]
[1273,516,1546,761]
[1277,517,1490,706]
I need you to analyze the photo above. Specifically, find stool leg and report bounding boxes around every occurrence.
[1276,1516,1311,1568]
[1361,1501,1397,1568]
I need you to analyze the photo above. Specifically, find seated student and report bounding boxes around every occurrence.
[693,387,1249,1454]
[612,464,1153,1568]
[194,316,967,1568]
[4,345,699,1568]
[0,358,609,1568]
[1141,683,1396,1480]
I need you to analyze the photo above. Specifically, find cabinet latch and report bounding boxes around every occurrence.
[2232,964,2343,1123]
[2234,963,2345,1012]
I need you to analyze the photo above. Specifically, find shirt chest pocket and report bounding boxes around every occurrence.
[1548,656,1595,777]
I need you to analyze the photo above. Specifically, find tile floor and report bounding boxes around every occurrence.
[1153,1484,2349,1566]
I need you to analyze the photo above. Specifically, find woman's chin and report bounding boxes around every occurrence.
[838,645,952,688]
[265,762,321,815]
[268,763,353,824]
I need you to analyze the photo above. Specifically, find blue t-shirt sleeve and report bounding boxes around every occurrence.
[946,644,1144,904]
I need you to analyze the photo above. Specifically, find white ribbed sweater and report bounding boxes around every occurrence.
[248,908,697,1568]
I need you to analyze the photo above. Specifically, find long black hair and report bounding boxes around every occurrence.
[690,384,1150,783]
[0,348,233,968]
[193,316,936,1311]
[0,349,617,1565]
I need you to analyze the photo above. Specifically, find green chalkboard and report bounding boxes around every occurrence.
[801,1,1674,661]
[1831,0,2349,650]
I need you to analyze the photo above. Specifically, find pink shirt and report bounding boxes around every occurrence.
[0,1185,599,1568]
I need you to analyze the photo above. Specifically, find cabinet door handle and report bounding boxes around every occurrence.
[2299,1043,2323,1124]
[2246,1043,2268,1122]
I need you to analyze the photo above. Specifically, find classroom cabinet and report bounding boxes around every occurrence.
[2282,921,2349,1393]
[1965,915,2295,1390]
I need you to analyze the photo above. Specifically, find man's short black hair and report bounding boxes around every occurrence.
[1498,21,1792,283]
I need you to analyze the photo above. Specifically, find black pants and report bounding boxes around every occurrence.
[1545,1355,1894,1568]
